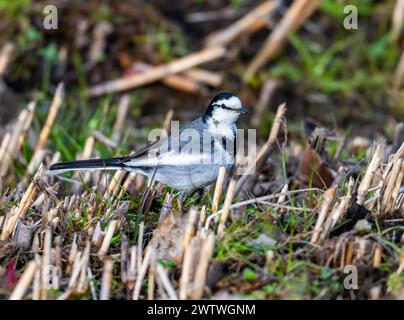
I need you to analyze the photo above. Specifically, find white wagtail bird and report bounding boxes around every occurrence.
[49,92,249,193]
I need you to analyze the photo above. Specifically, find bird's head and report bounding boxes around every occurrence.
[203,92,249,126]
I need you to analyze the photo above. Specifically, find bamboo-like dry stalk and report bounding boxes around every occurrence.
[189,233,215,299]
[345,242,354,266]
[184,68,223,87]
[77,241,91,293]
[392,0,404,35]
[205,1,278,48]
[310,187,336,244]
[67,251,83,290]
[235,103,286,194]
[104,170,126,198]
[34,83,64,151]
[133,241,155,300]
[137,221,144,278]
[381,159,403,213]
[276,183,289,214]
[394,49,404,88]
[321,177,354,240]
[25,149,46,179]
[98,220,118,255]
[130,62,201,93]
[211,167,226,213]
[387,162,404,213]
[112,94,130,142]
[357,144,383,205]
[9,260,37,300]
[88,47,226,97]
[0,132,11,163]
[179,237,196,300]
[66,233,78,275]
[100,258,113,300]
[147,251,155,300]
[0,101,36,177]
[54,236,62,290]
[156,264,178,300]
[251,79,278,128]
[245,0,322,80]
[118,172,137,198]
[217,179,237,238]
[0,42,14,76]
[182,207,199,253]
[373,245,383,267]
[127,246,137,295]
[32,254,41,300]
[397,253,404,274]
[41,228,52,299]
[1,165,44,240]
[198,205,207,228]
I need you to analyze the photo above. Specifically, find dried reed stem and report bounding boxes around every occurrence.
[0,42,14,76]
[156,264,178,300]
[88,47,226,97]
[357,144,383,205]
[9,260,37,300]
[98,220,117,255]
[245,0,322,80]
[133,242,155,300]
[212,166,227,213]
[182,207,199,253]
[100,258,113,300]
[310,187,336,244]
[184,68,223,87]
[41,228,52,299]
[131,62,201,93]
[205,1,278,48]
[0,101,36,177]
[112,94,130,142]
[179,237,196,300]
[217,179,237,238]
[1,165,44,240]
[35,83,64,151]
[189,233,215,299]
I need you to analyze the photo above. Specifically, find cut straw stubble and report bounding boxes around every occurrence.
[189,233,215,299]
[9,260,37,300]
[1,164,44,240]
[211,167,227,213]
[217,179,237,239]
[310,187,336,244]
[100,258,114,300]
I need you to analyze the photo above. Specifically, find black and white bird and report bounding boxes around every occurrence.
[49,92,249,192]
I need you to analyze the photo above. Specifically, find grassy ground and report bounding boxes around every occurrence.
[0,0,403,300]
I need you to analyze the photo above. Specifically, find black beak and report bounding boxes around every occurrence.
[239,106,251,115]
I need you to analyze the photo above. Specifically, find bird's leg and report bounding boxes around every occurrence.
[179,191,190,203]
[177,191,190,215]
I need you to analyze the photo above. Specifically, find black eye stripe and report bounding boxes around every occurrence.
[212,103,234,111]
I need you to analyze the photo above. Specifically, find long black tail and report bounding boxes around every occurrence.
[49,156,128,172]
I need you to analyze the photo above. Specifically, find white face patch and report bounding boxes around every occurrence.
[210,96,242,127]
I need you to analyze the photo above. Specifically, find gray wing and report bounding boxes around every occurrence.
[122,117,212,167]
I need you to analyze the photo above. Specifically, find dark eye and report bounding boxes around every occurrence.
[221,104,231,110]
